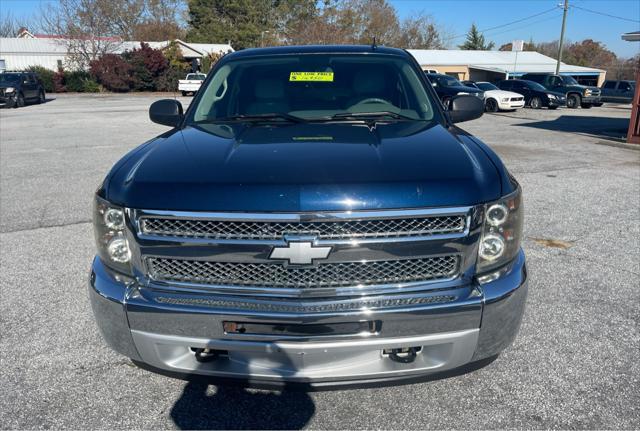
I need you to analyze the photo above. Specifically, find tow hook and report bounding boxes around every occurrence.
[385,347,420,363]
[192,347,226,362]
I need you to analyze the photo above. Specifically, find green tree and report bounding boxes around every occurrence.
[187,0,316,49]
[458,24,494,50]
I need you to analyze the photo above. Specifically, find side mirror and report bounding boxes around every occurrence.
[448,95,484,123]
[149,99,183,127]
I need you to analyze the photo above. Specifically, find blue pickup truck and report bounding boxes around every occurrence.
[89,45,527,386]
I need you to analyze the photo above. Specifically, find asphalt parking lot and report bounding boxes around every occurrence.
[1,94,638,429]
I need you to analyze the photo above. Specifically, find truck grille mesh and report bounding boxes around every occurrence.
[139,215,466,240]
[146,255,460,289]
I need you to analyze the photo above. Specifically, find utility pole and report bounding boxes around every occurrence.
[555,0,569,75]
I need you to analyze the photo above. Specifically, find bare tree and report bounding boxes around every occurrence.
[39,0,124,69]
[0,10,36,37]
[397,13,446,49]
[0,10,18,37]
[38,0,186,69]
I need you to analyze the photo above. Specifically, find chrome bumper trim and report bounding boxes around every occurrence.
[130,328,479,382]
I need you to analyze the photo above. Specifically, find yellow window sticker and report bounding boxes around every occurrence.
[289,72,334,82]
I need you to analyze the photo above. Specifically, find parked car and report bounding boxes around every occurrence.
[520,73,600,109]
[425,73,484,108]
[462,80,525,112]
[0,71,45,108]
[423,68,440,74]
[498,79,565,109]
[178,72,207,96]
[90,45,527,386]
[600,80,636,104]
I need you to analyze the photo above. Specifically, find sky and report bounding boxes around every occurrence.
[2,0,639,58]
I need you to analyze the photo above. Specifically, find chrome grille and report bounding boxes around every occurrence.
[156,294,457,313]
[139,215,466,240]
[146,255,460,289]
[510,97,524,101]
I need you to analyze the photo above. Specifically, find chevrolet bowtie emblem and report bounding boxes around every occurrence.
[269,241,332,265]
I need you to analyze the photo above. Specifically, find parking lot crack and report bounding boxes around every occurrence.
[0,219,92,234]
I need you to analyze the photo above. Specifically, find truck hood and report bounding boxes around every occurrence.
[106,121,503,212]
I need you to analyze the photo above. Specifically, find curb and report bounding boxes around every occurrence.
[593,140,640,151]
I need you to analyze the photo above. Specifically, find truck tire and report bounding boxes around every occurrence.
[567,94,580,109]
[485,98,499,112]
[37,90,45,104]
[592,102,603,107]
[580,103,592,109]
[530,96,541,109]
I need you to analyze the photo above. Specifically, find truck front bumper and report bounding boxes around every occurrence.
[89,250,527,385]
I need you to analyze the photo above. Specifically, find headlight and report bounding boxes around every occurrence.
[5,87,15,94]
[93,194,132,274]
[476,92,485,99]
[477,185,523,273]
[501,98,509,102]
[548,94,556,100]
[584,89,592,96]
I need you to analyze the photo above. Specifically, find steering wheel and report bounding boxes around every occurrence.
[355,97,390,105]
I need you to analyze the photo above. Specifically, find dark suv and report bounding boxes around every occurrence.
[520,73,600,109]
[0,72,46,108]
[425,73,484,108]
[600,80,635,104]
[89,45,527,386]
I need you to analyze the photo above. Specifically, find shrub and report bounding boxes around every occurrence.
[26,66,55,93]
[156,66,185,92]
[82,79,100,93]
[53,71,66,92]
[124,42,169,91]
[65,71,92,92]
[89,54,133,92]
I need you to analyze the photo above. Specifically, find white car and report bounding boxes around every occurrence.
[464,81,525,112]
[178,73,207,96]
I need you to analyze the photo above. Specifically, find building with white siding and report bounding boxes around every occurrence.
[0,37,233,72]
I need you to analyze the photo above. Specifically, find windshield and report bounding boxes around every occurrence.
[190,54,437,123]
[562,75,579,85]
[435,75,462,88]
[186,74,206,80]
[0,74,20,84]
[522,80,547,91]
[477,82,498,91]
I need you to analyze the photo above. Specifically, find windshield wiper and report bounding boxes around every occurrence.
[216,113,307,123]
[330,111,418,121]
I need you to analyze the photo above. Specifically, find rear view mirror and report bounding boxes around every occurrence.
[149,99,183,127]
[448,95,484,124]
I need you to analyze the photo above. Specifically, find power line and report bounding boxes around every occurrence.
[445,6,559,40]
[572,4,640,24]
[482,13,564,39]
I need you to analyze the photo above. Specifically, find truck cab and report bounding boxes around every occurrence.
[520,73,601,109]
[600,80,635,104]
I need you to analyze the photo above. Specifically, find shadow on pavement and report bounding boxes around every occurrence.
[170,381,316,430]
[514,115,629,141]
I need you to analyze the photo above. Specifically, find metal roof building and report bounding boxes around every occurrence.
[408,49,606,86]
[0,38,233,71]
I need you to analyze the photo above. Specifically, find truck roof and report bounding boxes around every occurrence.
[226,45,410,60]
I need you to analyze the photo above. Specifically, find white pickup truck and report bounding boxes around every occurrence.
[178,73,206,96]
